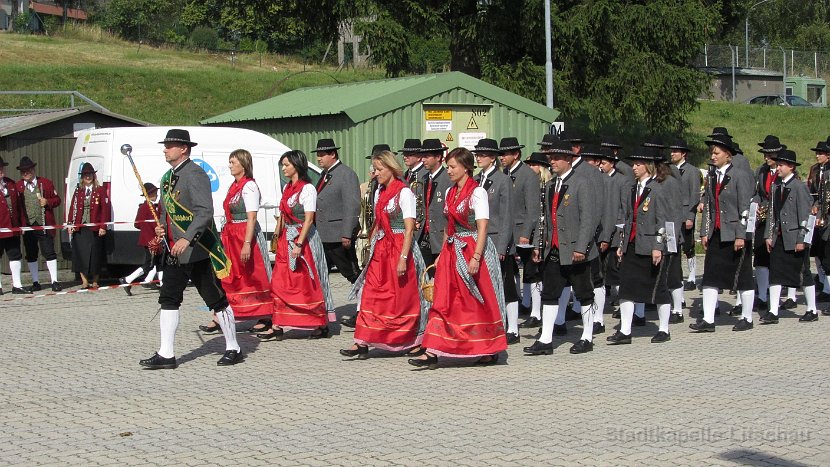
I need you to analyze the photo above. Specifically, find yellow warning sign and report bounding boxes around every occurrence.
[446,133,454,142]
[426,109,452,120]
[467,116,479,130]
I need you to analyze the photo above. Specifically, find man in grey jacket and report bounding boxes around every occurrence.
[140,129,243,369]
[418,139,451,267]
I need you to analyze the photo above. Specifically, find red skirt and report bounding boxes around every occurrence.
[354,232,422,350]
[270,232,327,328]
[421,236,507,357]
[221,223,273,320]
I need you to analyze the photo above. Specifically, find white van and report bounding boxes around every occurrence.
[64,126,319,268]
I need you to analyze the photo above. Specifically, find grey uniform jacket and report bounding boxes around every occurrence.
[700,164,756,242]
[506,162,541,244]
[159,158,214,264]
[573,158,605,245]
[605,170,631,246]
[677,161,702,223]
[477,167,513,255]
[423,167,453,254]
[316,161,361,243]
[766,177,812,250]
[660,171,685,247]
[541,169,600,266]
[619,178,672,255]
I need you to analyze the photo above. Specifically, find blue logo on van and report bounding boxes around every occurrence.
[193,159,220,192]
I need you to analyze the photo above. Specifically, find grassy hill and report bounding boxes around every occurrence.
[2,31,830,173]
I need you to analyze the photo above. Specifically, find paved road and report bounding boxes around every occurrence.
[2,269,828,466]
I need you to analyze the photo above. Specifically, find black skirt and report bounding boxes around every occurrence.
[753,223,771,268]
[618,244,670,304]
[701,230,754,290]
[604,248,621,286]
[71,229,105,276]
[500,255,519,302]
[769,237,814,288]
[666,252,683,289]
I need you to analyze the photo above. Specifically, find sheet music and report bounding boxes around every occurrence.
[665,222,677,254]
[746,202,758,234]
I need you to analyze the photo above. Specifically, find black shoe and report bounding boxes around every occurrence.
[518,303,531,316]
[729,304,742,316]
[12,286,31,294]
[714,306,721,316]
[759,312,779,325]
[732,318,754,331]
[651,331,671,343]
[689,320,715,332]
[505,332,521,345]
[823,308,830,317]
[31,282,41,291]
[669,313,684,324]
[816,292,830,302]
[592,322,606,335]
[475,354,499,366]
[611,309,620,319]
[523,340,553,355]
[633,315,646,326]
[408,354,438,369]
[519,316,541,328]
[51,282,61,292]
[781,298,797,310]
[248,319,272,334]
[257,328,284,341]
[340,314,358,329]
[570,339,594,354]
[606,330,631,345]
[683,281,697,291]
[142,283,161,290]
[198,321,221,334]
[553,324,567,336]
[340,345,369,359]
[799,311,819,322]
[405,346,426,357]
[308,326,330,339]
[753,299,767,311]
[217,350,245,366]
[139,352,177,369]
[118,278,132,296]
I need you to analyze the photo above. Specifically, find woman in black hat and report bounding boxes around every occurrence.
[67,162,110,289]
[119,183,163,296]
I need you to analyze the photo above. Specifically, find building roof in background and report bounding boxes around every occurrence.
[202,71,559,125]
[699,67,784,78]
[31,1,88,20]
[0,107,149,137]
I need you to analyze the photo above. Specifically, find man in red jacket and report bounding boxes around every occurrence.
[0,156,28,294]
[119,183,163,295]
[16,156,62,292]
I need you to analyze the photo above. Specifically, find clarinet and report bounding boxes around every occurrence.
[536,178,547,253]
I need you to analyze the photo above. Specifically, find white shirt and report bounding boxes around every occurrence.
[479,166,496,184]
[275,183,316,217]
[508,160,522,174]
[443,186,489,220]
[241,181,261,212]
[555,169,573,192]
[716,164,731,183]
[373,186,416,219]
[780,173,794,185]
[26,177,38,192]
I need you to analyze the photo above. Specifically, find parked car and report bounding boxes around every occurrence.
[745,95,815,107]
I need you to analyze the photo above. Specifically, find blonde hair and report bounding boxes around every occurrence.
[372,150,404,179]
[230,149,254,178]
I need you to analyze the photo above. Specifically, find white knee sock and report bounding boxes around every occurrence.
[658,303,671,333]
[702,287,718,323]
[46,259,58,283]
[215,308,240,352]
[158,309,179,358]
[634,303,645,319]
[592,287,606,325]
[580,304,594,342]
[687,257,696,282]
[9,260,22,288]
[619,300,634,335]
[671,287,684,314]
[555,288,570,325]
[787,287,796,301]
[735,292,742,306]
[804,285,817,312]
[158,271,164,286]
[755,267,769,301]
[530,282,542,319]
[506,302,519,335]
[539,304,557,344]
[768,284,782,316]
[144,266,157,283]
[125,266,144,283]
[522,283,532,308]
[28,261,39,283]
[740,290,754,322]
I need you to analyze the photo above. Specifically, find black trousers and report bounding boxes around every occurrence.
[681,224,696,258]
[500,255,519,303]
[158,258,228,312]
[540,250,594,306]
[323,240,361,283]
[0,236,22,261]
[22,229,57,262]
[140,247,163,275]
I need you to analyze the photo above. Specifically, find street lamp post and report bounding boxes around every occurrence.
[745,0,775,67]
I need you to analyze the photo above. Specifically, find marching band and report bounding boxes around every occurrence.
[2,128,829,370]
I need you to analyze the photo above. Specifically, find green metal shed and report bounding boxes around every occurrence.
[202,72,560,182]
[785,76,827,107]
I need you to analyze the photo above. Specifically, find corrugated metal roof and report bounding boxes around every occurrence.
[202,72,559,125]
[0,107,149,137]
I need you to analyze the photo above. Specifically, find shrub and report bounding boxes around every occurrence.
[190,26,218,51]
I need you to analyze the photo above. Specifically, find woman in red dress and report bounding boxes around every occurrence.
[200,150,274,333]
[67,162,109,289]
[340,150,428,360]
[259,150,334,340]
[409,147,507,369]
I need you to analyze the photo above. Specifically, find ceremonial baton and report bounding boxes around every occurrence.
[120,144,170,253]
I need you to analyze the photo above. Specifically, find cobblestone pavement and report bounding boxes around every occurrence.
[1,264,829,466]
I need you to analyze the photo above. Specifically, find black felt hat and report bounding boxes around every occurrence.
[498,137,525,152]
[811,141,830,153]
[705,134,739,155]
[158,129,198,147]
[399,139,422,155]
[758,135,784,153]
[667,139,690,152]
[525,152,551,167]
[707,127,732,138]
[772,149,800,166]
[16,156,36,171]
[538,133,560,148]
[545,140,575,156]
[365,143,392,159]
[142,182,158,196]
[580,144,603,159]
[600,138,623,149]
[597,147,620,162]
[420,139,447,154]
[628,145,663,161]
[472,138,501,155]
[80,162,96,174]
[311,138,340,153]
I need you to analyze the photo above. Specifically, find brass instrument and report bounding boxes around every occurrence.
[357,178,378,267]
[818,167,830,227]
[410,177,426,228]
